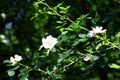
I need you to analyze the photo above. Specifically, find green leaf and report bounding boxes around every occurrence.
[109,63,120,69]
[56,21,63,24]
[56,2,63,8]
[60,10,66,14]
[60,28,64,32]
[47,11,53,15]
[19,68,29,80]
[91,55,99,61]
[73,22,79,29]
[64,27,73,31]
[61,31,68,35]
[95,43,102,50]
[20,76,28,80]
[59,6,66,10]
[57,50,73,63]
[3,60,10,64]
[78,34,88,38]
[59,6,70,12]
[77,14,89,21]
[7,70,15,77]
[72,38,87,47]
[11,66,20,70]
[60,16,65,20]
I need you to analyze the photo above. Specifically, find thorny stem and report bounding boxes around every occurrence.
[56,13,74,23]
[19,63,46,73]
[19,63,54,80]
[63,56,84,71]
[54,55,84,74]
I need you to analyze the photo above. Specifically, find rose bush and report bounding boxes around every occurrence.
[1,0,120,80]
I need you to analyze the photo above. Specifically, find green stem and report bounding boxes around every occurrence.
[63,56,84,71]
[39,1,74,23]
[19,63,54,80]
[108,41,120,50]
[96,35,120,50]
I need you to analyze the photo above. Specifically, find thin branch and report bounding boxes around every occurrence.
[63,56,84,71]
[38,1,74,23]
[19,63,54,80]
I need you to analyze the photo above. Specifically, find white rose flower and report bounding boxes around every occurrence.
[10,57,16,64]
[10,54,22,65]
[88,30,96,37]
[88,26,106,37]
[14,54,23,62]
[92,26,106,33]
[39,35,57,50]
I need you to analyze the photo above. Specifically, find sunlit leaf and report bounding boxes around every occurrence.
[109,63,120,69]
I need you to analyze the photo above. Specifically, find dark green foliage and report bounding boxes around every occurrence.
[1,0,120,80]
